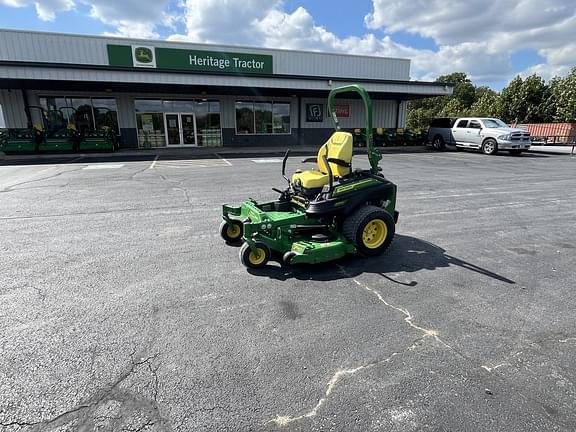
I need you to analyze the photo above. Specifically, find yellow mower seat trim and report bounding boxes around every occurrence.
[291,170,329,189]
[292,131,353,190]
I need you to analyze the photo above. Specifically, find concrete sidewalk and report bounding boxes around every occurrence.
[0,145,429,162]
[528,145,575,155]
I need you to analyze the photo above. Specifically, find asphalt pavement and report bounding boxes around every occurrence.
[1,149,575,431]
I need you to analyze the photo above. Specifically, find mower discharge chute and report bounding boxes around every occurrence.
[221,84,398,268]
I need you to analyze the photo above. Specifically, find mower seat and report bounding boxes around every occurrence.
[292,131,353,191]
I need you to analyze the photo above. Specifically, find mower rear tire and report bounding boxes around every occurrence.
[344,206,395,257]
[240,241,271,269]
[220,220,243,244]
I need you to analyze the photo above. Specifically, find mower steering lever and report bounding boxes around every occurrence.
[282,149,291,184]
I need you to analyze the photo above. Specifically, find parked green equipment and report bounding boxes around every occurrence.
[28,106,76,153]
[0,128,42,153]
[221,84,398,268]
[78,108,117,152]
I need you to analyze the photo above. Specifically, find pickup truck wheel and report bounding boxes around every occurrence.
[482,138,498,155]
[432,135,445,151]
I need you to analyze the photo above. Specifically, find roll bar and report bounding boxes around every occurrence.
[327,84,382,173]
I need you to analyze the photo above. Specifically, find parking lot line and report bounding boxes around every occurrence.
[83,163,125,170]
[149,155,159,169]
[215,153,232,166]
[152,158,232,169]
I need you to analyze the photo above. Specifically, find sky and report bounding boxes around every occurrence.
[0,0,574,90]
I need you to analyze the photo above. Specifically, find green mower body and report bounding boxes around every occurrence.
[78,129,117,152]
[221,84,399,268]
[0,129,41,153]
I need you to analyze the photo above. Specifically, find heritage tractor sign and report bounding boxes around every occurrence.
[108,44,273,75]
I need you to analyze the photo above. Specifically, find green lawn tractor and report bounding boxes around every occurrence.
[220,84,398,269]
[0,128,42,153]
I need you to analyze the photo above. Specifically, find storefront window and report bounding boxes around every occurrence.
[38,97,118,134]
[165,100,196,113]
[134,99,222,148]
[236,101,290,135]
[235,101,254,134]
[273,103,290,134]
[254,102,272,134]
[134,99,163,113]
[92,99,119,132]
[136,112,166,148]
[196,100,222,147]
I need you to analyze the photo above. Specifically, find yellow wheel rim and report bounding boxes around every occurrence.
[226,223,241,239]
[248,248,266,265]
[362,219,388,249]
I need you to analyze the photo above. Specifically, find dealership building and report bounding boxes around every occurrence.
[0,29,452,149]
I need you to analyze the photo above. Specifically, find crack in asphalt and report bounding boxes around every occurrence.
[269,339,424,427]
[153,172,195,207]
[268,264,569,429]
[481,351,524,373]
[267,265,455,427]
[1,350,163,431]
[350,277,452,349]
[0,167,82,193]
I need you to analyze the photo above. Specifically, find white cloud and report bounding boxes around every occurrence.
[0,0,74,21]
[1,0,574,84]
[86,0,172,38]
[168,0,281,45]
[365,0,576,81]
[167,1,515,82]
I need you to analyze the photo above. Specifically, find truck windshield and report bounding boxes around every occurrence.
[481,118,508,128]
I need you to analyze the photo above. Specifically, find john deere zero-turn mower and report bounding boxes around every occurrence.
[220,84,398,268]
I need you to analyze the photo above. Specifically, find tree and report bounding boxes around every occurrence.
[498,75,523,123]
[438,98,467,118]
[469,89,500,117]
[406,106,435,131]
[407,68,576,127]
[520,74,547,122]
[436,72,476,108]
[548,67,576,122]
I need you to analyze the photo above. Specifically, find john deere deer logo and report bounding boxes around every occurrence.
[135,47,153,63]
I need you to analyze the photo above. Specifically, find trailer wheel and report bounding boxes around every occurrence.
[240,242,271,268]
[343,206,395,256]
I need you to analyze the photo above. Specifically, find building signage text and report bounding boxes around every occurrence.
[333,104,350,118]
[107,44,273,75]
[306,104,324,122]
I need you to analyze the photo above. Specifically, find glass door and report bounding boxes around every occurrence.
[165,113,181,146]
[181,114,197,145]
[164,113,197,147]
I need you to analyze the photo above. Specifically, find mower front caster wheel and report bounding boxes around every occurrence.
[240,242,271,269]
[283,251,297,265]
[220,220,243,244]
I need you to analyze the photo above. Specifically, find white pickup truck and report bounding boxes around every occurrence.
[428,117,531,155]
